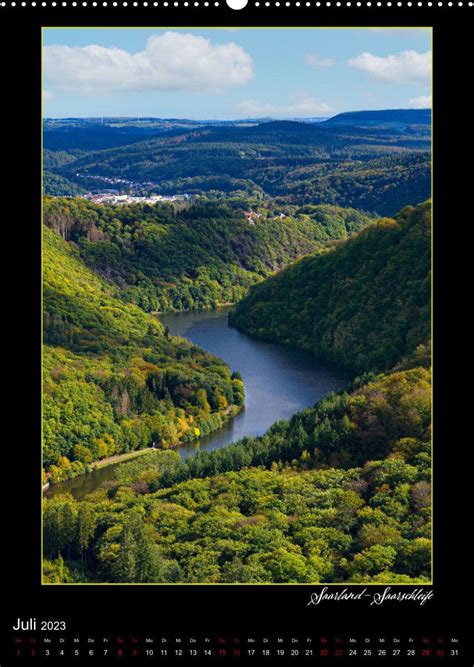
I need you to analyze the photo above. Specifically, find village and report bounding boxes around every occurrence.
[79,192,195,206]
[72,171,197,205]
[61,172,291,223]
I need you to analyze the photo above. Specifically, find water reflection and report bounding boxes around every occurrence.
[161,307,350,458]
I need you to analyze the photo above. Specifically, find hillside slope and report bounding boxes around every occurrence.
[43,226,244,481]
[230,201,431,373]
[43,197,374,312]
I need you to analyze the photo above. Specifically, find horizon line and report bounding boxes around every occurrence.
[43,107,431,123]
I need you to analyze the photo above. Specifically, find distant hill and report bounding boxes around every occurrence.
[46,117,431,216]
[325,109,431,127]
[43,123,178,152]
[230,201,431,373]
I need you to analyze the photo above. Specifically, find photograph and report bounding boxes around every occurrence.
[41,27,432,585]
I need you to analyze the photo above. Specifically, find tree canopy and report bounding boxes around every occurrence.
[230,201,431,373]
[44,366,431,583]
[43,225,243,482]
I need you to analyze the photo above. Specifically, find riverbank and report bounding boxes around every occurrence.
[46,308,349,500]
[153,302,235,316]
[43,447,155,493]
[90,446,156,471]
[44,404,242,495]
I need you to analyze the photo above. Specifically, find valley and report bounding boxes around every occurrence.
[42,110,432,585]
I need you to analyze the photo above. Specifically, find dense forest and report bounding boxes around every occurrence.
[43,196,374,312]
[43,226,244,483]
[325,108,431,127]
[230,201,431,373]
[44,116,430,216]
[43,117,245,152]
[43,173,86,197]
[43,365,431,583]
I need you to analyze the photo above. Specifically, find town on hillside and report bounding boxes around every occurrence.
[79,192,195,205]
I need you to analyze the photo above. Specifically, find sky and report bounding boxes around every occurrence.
[43,28,432,120]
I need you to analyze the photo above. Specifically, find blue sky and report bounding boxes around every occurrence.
[43,28,431,119]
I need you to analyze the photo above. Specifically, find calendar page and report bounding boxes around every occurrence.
[0,3,470,664]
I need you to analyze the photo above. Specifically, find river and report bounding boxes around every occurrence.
[46,307,349,499]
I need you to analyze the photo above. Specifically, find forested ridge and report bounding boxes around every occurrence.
[325,108,431,127]
[43,226,244,483]
[44,117,430,216]
[43,196,374,312]
[230,201,431,373]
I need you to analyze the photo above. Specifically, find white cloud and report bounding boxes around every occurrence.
[408,95,431,109]
[237,92,333,118]
[305,53,334,68]
[44,32,254,96]
[43,89,53,102]
[348,50,431,83]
